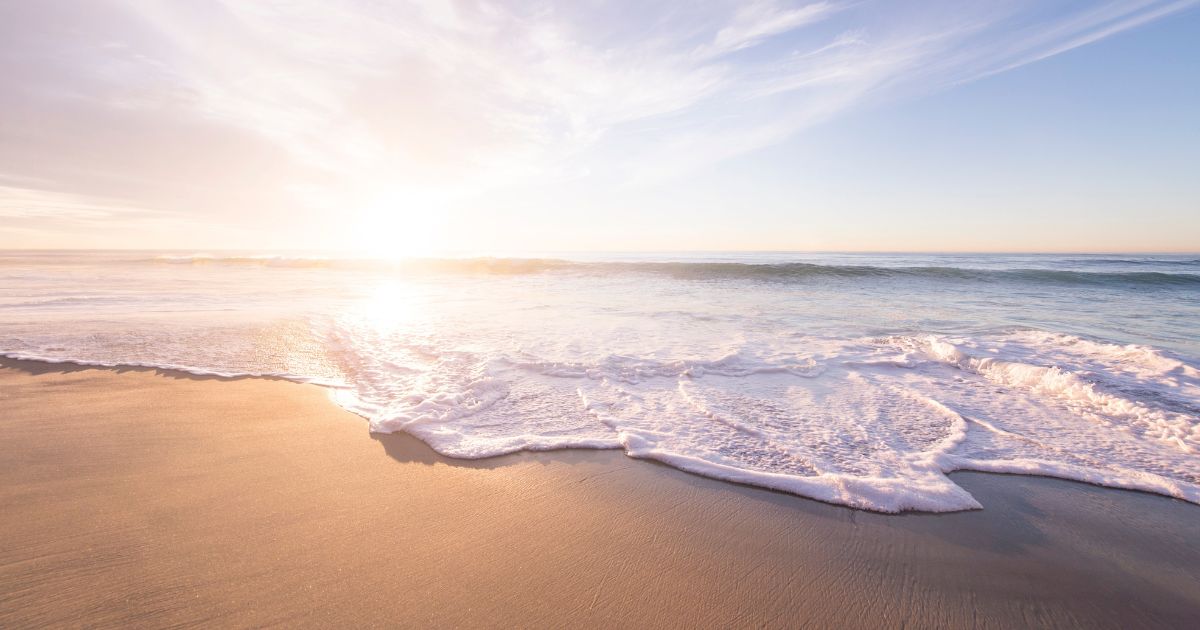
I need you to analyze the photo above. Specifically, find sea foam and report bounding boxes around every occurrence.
[327,316,1199,512]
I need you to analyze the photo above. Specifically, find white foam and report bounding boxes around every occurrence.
[920,336,1197,453]
[317,313,1200,511]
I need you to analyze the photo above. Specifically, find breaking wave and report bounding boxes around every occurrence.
[138,255,1200,287]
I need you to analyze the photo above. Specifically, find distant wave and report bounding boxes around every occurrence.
[590,262,1200,286]
[1060,257,1200,266]
[149,254,576,274]
[0,253,1189,287]
[135,255,1200,287]
[0,296,131,309]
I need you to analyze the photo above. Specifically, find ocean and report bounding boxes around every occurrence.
[2,250,1197,512]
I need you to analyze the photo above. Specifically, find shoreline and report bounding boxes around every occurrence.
[2,357,1199,626]
[3,354,1197,514]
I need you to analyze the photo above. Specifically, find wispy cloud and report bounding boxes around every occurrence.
[0,182,246,248]
[972,0,1198,80]
[0,185,167,223]
[706,1,840,57]
[0,0,1194,247]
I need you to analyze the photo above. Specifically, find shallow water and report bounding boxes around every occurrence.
[2,250,1197,512]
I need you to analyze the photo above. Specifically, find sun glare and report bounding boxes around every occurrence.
[351,188,448,259]
[358,281,428,333]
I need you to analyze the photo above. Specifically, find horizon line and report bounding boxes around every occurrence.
[2,248,1198,256]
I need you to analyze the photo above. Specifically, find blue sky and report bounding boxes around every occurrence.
[1,0,1197,252]
[659,6,1200,252]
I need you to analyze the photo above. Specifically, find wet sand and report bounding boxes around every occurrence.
[1,357,1198,628]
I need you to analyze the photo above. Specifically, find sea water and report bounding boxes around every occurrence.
[2,251,1197,512]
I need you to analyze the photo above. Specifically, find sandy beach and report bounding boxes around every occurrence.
[1,357,1198,628]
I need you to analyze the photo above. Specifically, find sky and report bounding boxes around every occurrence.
[1,0,1197,253]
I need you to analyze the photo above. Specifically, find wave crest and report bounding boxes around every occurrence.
[139,255,1200,287]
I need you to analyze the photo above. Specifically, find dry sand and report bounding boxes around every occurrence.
[1,357,1199,628]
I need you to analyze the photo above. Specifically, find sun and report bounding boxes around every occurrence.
[350,187,449,259]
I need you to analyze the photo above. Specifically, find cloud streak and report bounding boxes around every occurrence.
[0,0,1194,248]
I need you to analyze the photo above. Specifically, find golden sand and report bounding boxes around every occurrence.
[2,358,1198,628]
